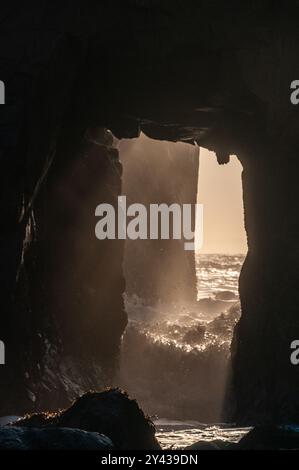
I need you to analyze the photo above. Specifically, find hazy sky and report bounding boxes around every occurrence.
[197,148,247,254]
[119,134,247,255]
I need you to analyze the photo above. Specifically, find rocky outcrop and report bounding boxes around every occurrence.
[30,129,127,409]
[0,427,113,450]
[231,142,299,424]
[13,389,161,450]
[185,439,236,450]
[237,425,299,450]
[0,125,127,415]
[0,3,123,414]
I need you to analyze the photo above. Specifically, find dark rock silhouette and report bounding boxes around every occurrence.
[13,389,161,450]
[185,439,236,450]
[0,427,113,450]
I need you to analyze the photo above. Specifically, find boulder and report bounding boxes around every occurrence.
[14,388,161,450]
[0,416,20,426]
[185,439,237,450]
[236,425,299,450]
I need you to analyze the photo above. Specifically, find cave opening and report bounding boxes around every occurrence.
[116,134,247,436]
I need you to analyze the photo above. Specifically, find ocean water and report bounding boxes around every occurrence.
[196,254,244,300]
[155,420,250,450]
[119,253,247,449]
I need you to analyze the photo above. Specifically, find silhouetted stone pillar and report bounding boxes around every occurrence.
[232,141,299,423]
[0,128,127,414]
[35,128,127,384]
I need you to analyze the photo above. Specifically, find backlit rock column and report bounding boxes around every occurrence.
[39,128,127,368]
[120,134,199,305]
[232,141,299,423]
[13,128,128,412]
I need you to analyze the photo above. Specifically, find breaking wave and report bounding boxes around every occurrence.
[118,254,244,423]
[119,297,240,422]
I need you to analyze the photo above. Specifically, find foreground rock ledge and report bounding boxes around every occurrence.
[2,389,161,450]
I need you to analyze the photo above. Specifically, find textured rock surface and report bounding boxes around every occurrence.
[237,425,299,450]
[185,439,236,450]
[232,142,299,423]
[30,129,127,410]
[0,1,299,422]
[0,426,113,450]
[14,389,161,450]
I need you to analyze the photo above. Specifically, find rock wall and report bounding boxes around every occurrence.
[0,2,127,413]
[0,125,127,415]
[32,129,127,410]
[231,139,299,424]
